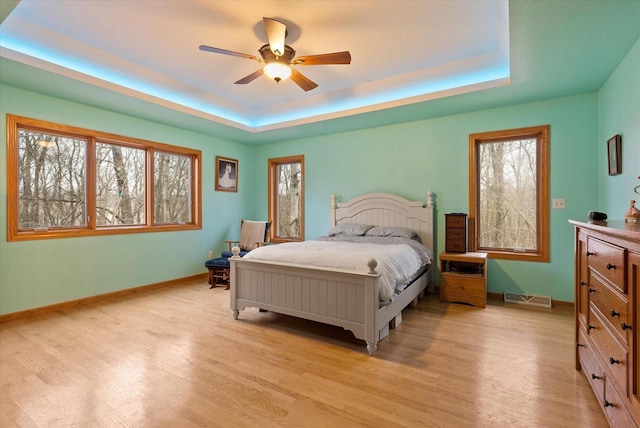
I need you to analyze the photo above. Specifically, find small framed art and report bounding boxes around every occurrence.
[607,134,622,176]
[215,156,238,192]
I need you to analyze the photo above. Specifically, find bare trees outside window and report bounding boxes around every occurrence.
[17,130,87,229]
[268,155,304,242]
[469,125,550,262]
[7,115,201,241]
[154,151,192,224]
[96,142,145,226]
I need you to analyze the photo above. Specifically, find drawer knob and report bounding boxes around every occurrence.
[580,281,587,286]
[606,263,616,270]
[588,287,596,294]
[588,324,595,330]
[621,322,632,331]
[586,251,594,256]
[609,357,620,365]
[610,309,620,317]
[591,373,601,380]
[576,342,584,347]
[604,400,614,408]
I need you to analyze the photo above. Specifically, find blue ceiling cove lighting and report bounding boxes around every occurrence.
[0,0,511,132]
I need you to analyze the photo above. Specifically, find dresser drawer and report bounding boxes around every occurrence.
[446,215,467,228]
[447,228,466,240]
[578,328,605,401]
[589,307,629,395]
[587,237,627,293]
[589,271,630,346]
[603,377,637,428]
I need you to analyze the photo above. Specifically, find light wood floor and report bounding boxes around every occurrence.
[1,277,608,427]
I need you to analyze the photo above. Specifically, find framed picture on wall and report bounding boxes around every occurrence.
[215,156,238,192]
[607,134,622,176]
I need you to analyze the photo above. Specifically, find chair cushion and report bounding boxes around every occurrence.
[239,220,268,251]
[205,257,230,268]
[221,250,249,259]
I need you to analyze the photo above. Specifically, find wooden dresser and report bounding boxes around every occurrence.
[570,220,640,427]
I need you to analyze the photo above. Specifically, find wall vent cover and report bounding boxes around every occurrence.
[504,292,552,308]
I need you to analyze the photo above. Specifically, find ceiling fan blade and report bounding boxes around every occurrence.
[263,17,286,57]
[199,45,261,62]
[290,69,318,92]
[234,69,264,85]
[293,51,351,65]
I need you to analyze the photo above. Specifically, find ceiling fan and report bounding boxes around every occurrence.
[199,17,351,91]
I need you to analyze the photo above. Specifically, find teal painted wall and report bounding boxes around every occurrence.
[1,37,637,314]
[599,38,640,214]
[253,93,600,303]
[0,85,253,315]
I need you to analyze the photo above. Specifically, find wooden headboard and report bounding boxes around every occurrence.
[330,192,435,252]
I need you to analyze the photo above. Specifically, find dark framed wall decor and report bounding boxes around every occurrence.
[607,134,622,176]
[215,156,238,192]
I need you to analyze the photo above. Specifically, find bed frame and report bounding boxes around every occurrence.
[229,192,435,356]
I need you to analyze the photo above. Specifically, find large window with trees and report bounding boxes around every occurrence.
[468,125,549,262]
[268,155,304,242]
[6,114,201,241]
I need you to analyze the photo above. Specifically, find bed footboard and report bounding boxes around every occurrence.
[230,257,430,356]
[230,257,384,354]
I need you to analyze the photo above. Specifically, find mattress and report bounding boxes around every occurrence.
[242,236,432,302]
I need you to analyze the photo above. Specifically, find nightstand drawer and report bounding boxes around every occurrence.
[440,274,485,297]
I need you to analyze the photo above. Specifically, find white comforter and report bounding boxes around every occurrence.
[241,240,423,302]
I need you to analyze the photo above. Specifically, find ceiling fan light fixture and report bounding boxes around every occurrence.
[263,61,292,83]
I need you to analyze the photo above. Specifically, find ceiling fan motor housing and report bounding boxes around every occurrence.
[259,44,295,63]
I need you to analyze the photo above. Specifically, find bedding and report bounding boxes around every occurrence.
[242,236,432,302]
[326,223,374,236]
[365,226,423,243]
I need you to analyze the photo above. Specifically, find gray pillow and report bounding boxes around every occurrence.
[327,223,374,236]
[365,226,423,243]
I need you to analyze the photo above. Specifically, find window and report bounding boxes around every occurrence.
[7,114,201,241]
[469,125,549,262]
[268,155,304,242]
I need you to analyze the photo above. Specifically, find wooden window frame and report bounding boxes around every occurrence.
[6,114,202,241]
[268,155,305,243]
[468,125,550,262]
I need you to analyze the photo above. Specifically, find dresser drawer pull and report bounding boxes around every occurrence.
[588,287,596,294]
[606,263,616,270]
[604,401,614,408]
[580,281,587,286]
[609,357,620,365]
[591,373,601,380]
[621,323,632,331]
[610,309,620,317]
[586,251,594,256]
[577,342,584,347]
[588,324,595,330]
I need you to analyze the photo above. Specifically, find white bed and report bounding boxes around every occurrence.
[229,192,435,356]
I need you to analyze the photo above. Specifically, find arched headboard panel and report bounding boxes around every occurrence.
[330,192,435,253]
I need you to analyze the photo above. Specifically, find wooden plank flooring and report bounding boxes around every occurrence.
[0,277,608,427]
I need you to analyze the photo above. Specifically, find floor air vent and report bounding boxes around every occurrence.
[504,292,552,308]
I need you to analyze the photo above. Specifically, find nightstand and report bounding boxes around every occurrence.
[439,252,487,308]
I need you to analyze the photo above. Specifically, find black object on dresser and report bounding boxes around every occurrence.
[445,213,468,253]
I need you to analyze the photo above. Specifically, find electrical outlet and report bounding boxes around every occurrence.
[552,198,565,209]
